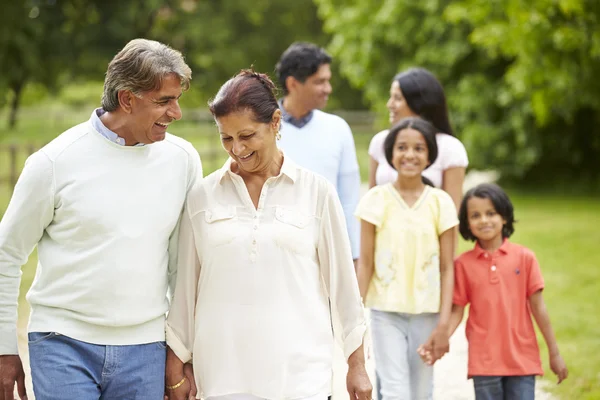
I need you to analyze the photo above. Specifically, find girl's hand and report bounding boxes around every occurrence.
[416,345,434,365]
[550,354,568,384]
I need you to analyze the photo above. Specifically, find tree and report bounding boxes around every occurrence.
[315,0,600,184]
[145,0,366,109]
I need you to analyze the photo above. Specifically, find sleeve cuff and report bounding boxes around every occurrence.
[0,329,19,355]
[165,323,193,364]
[453,297,468,307]
[527,283,545,298]
[343,321,367,361]
[354,212,381,228]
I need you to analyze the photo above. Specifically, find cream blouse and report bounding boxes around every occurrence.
[166,156,366,400]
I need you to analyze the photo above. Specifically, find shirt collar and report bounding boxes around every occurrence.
[278,98,314,128]
[474,238,511,258]
[217,151,298,184]
[90,108,145,147]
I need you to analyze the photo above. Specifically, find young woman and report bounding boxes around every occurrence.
[368,68,468,211]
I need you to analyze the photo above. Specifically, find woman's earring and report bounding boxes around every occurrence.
[276,131,281,141]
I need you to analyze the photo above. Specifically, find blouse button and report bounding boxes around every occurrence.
[491,265,497,271]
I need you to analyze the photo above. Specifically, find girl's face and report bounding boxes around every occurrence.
[386,80,417,125]
[392,128,429,178]
[216,109,281,174]
[466,197,506,246]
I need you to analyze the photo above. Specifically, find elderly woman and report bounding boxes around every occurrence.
[164,70,371,400]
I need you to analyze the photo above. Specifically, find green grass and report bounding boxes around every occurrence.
[1,107,599,399]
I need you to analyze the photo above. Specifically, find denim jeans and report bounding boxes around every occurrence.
[472,375,535,400]
[370,310,439,400]
[28,332,166,400]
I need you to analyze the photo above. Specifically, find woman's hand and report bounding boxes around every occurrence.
[347,363,372,400]
[165,364,196,400]
[165,347,197,400]
[346,344,373,400]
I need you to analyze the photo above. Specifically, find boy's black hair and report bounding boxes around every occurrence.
[275,42,332,95]
[458,183,516,241]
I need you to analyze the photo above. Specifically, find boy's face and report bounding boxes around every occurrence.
[466,197,506,246]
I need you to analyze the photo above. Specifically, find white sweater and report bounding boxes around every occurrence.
[0,119,202,354]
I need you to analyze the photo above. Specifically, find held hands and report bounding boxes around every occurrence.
[550,353,568,384]
[0,355,27,400]
[417,326,450,366]
[165,363,197,400]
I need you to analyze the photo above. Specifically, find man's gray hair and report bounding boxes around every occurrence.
[101,39,192,111]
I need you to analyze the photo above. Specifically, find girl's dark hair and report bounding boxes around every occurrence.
[458,183,516,241]
[208,69,279,124]
[384,117,438,186]
[394,68,454,137]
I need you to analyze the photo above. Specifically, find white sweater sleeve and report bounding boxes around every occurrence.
[0,151,54,355]
[165,202,201,363]
[167,149,203,300]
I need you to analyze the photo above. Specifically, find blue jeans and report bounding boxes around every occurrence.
[28,332,166,400]
[472,376,535,400]
[370,310,438,400]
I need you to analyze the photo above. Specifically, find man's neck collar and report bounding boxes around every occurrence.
[279,97,314,129]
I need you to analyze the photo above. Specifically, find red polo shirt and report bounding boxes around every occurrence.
[454,239,545,377]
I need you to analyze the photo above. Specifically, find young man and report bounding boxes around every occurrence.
[275,42,361,265]
[0,39,201,400]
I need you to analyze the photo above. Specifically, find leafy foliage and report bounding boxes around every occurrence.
[315,0,600,184]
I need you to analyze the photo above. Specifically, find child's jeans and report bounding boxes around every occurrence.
[370,309,438,400]
[472,375,535,400]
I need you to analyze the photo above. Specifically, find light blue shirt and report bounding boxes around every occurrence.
[278,108,361,259]
[90,108,145,146]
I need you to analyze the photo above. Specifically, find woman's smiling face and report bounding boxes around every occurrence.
[216,109,281,174]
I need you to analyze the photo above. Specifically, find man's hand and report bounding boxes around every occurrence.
[183,363,197,399]
[0,355,27,400]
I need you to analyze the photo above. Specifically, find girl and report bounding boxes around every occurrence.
[368,68,468,211]
[356,117,458,400]
[421,183,568,399]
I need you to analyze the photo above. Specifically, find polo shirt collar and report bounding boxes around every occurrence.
[278,98,314,128]
[217,151,298,184]
[474,238,510,258]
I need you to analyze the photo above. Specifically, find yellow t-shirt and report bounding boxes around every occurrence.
[355,184,458,314]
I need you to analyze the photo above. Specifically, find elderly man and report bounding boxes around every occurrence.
[275,42,361,268]
[0,39,201,400]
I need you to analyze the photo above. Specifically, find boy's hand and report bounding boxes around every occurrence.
[550,354,568,384]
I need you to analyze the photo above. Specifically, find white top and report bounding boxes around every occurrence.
[166,156,366,400]
[368,129,469,187]
[0,118,202,355]
[278,110,361,259]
